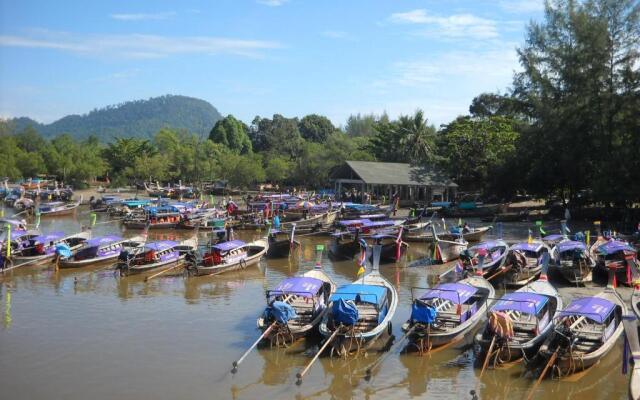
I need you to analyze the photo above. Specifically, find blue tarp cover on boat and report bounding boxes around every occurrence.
[330,284,386,306]
[558,297,616,324]
[338,219,370,227]
[419,283,478,304]
[492,292,549,314]
[332,299,359,325]
[411,303,437,324]
[55,243,72,258]
[264,301,297,324]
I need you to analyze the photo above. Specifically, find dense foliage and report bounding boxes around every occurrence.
[1,1,638,205]
[7,95,221,141]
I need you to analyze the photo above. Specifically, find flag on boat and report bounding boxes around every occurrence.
[454,261,464,275]
[357,239,367,275]
[527,229,533,244]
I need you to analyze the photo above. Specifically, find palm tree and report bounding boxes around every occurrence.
[396,109,436,164]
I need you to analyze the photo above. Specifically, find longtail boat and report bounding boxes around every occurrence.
[266,229,300,258]
[258,262,336,345]
[123,205,182,230]
[474,255,563,368]
[501,241,552,287]
[116,237,197,276]
[627,289,640,400]
[402,271,495,354]
[188,238,268,276]
[318,245,398,356]
[591,240,639,286]
[553,240,597,284]
[457,239,509,279]
[58,235,145,268]
[37,196,82,217]
[527,287,625,379]
[11,230,91,265]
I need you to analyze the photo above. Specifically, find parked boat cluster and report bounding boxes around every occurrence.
[2,190,640,398]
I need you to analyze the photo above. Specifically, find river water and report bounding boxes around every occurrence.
[0,210,630,399]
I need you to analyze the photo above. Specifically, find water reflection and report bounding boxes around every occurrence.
[0,209,631,400]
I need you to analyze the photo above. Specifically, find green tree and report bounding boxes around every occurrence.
[298,114,336,142]
[345,113,389,137]
[265,156,293,183]
[439,116,519,191]
[209,115,252,154]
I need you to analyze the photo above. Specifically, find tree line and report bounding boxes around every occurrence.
[0,1,638,206]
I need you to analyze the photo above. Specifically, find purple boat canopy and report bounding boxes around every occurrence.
[557,240,586,253]
[543,234,564,242]
[144,241,177,252]
[211,240,246,252]
[86,235,123,247]
[338,219,370,227]
[470,240,506,251]
[362,220,395,228]
[269,277,324,298]
[511,242,544,253]
[492,292,549,314]
[598,240,636,255]
[419,283,478,304]
[33,231,65,244]
[2,229,29,240]
[558,297,616,323]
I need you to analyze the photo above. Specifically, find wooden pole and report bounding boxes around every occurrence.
[479,335,496,380]
[364,326,415,381]
[144,262,184,282]
[296,327,341,385]
[526,350,558,400]
[231,321,277,373]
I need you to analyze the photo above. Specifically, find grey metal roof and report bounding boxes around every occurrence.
[341,161,458,187]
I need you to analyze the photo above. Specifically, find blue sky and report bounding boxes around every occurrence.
[0,0,544,127]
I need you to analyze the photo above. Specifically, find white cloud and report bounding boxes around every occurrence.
[366,45,520,124]
[499,0,544,14]
[257,0,289,6]
[390,9,499,40]
[0,31,282,59]
[110,12,175,21]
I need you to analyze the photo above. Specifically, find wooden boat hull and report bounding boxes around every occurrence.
[328,237,360,260]
[39,207,79,217]
[123,221,178,230]
[193,239,267,276]
[531,290,626,379]
[474,280,563,368]
[258,269,337,346]
[403,276,495,353]
[12,232,91,265]
[266,239,300,258]
[319,270,398,357]
[58,254,120,269]
[120,256,185,276]
[557,259,595,284]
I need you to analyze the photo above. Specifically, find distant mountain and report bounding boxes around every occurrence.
[8,95,222,141]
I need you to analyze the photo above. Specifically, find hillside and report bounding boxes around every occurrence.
[8,95,222,141]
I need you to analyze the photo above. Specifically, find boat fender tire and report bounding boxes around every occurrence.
[240,258,247,269]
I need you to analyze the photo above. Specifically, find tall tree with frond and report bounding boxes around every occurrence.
[397,109,437,164]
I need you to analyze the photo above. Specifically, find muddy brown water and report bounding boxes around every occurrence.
[0,210,631,399]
